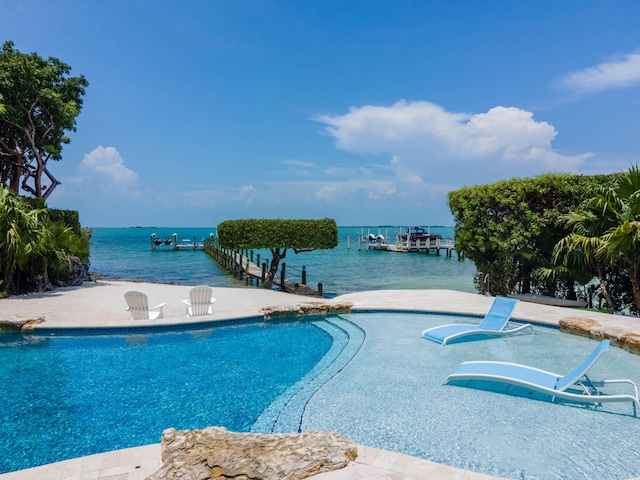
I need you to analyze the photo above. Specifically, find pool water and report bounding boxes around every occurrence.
[303,312,640,480]
[0,320,333,474]
[3,312,640,480]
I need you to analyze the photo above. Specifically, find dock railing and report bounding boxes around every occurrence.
[203,237,322,295]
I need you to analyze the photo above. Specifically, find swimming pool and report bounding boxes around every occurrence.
[302,312,640,480]
[0,318,342,474]
[2,312,640,479]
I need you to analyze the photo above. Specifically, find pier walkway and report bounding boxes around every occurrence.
[204,241,264,285]
[360,233,456,257]
[203,239,323,297]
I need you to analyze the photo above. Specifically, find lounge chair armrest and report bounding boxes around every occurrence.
[182,299,191,306]
[599,379,640,398]
[150,303,166,311]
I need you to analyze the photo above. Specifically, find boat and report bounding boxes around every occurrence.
[399,226,442,242]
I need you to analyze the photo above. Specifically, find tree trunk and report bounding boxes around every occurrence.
[596,264,616,313]
[8,152,23,193]
[565,278,577,300]
[625,260,640,314]
[263,248,286,288]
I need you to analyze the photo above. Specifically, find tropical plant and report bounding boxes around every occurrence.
[552,165,640,313]
[552,204,618,312]
[595,166,640,312]
[0,185,90,293]
[448,173,615,296]
[217,218,338,288]
[22,220,76,290]
[0,186,42,291]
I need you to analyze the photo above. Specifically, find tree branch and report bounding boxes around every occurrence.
[293,248,317,254]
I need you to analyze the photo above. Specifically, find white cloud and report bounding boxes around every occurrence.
[315,100,591,174]
[316,101,466,156]
[78,146,139,193]
[559,51,640,93]
[234,184,257,205]
[282,159,317,169]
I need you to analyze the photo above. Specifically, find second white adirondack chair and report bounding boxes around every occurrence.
[182,285,217,317]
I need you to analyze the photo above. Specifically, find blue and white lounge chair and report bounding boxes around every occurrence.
[447,340,640,410]
[422,297,532,345]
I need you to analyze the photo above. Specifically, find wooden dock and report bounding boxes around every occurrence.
[204,240,265,285]
[358,233,456,257]
[203,238,324,296]
[150,233,214,251]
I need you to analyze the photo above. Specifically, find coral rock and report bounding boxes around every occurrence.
[146,426,357,480]
[0,315,45,333]
[261,302,353,320]
[558,317,601,337]
[622,334,640,355]
[590,327,628,344]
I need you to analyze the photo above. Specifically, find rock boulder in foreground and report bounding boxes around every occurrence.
[145,426,358,480]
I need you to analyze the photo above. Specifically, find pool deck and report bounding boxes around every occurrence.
[2,280,640,480]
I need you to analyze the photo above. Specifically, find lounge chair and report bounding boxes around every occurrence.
[182,285,217,317]
[447,340,640,410]
[124,291,166,320]
[422,297,532,345]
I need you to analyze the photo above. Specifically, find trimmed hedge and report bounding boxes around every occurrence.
[217,218,338,250]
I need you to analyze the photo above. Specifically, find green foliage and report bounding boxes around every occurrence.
[0,186,42,290]
[554,165,640,313]
[217,218,338,288]
[217,218,338,250]
[0,41,88,198]
[448,173,616,296]
[0,185,89,293]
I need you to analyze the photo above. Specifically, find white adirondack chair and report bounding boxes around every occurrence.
[124,291,166,320]
[182,285,217,317]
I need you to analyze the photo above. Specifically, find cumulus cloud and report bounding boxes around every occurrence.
[78,145,138,193]
[315,100,591,174]
[559,51,640,93]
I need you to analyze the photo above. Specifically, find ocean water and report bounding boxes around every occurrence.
[88,226,477,295]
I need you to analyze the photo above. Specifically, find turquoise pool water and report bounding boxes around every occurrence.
[0,319,334,474]
[303,312,640,480]
[3,312,640,479]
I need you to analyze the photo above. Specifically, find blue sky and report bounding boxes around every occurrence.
[2,1,640,227]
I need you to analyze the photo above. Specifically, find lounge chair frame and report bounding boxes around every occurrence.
[447,340,640,411]
[422,297,532,345]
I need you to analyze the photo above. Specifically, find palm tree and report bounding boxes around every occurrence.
[555,165,640,313]
[0,185,90,293]
[597,165,640,310]
[22,219,77,291]
[553,209,616,312]
[0,186,42,292]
